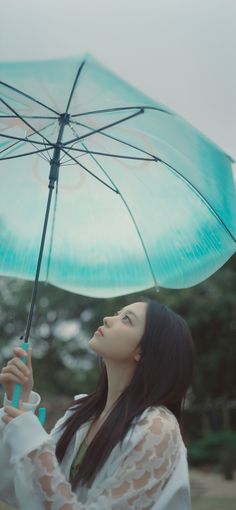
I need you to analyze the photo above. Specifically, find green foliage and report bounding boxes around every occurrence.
[157,255,236,405]
[0,254,235,412]
[188,430,236,479]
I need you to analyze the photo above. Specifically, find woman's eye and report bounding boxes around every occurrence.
[122,314,131,323]
[114,311,131,323]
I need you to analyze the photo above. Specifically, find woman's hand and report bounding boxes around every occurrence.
[2,400,25,425]
[0,347,34,402]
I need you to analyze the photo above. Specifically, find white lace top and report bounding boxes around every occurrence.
[0,391,191,509]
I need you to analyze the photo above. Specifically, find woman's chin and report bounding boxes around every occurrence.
[89,336,103,355]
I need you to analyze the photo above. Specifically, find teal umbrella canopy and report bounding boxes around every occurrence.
[0,54,236,298]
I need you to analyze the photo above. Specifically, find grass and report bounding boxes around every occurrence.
[1,497,236,510]
[192,496,236,510]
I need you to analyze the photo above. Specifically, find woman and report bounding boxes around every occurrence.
[0,299,195,509]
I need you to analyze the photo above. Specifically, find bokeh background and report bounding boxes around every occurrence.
[0,1,236,508]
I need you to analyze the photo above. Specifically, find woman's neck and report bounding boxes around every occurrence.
[101,358,136,417]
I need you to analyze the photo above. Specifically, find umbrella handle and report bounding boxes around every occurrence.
[12,342,46,427]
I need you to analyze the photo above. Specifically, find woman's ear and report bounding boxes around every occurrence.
[134,351,142,362]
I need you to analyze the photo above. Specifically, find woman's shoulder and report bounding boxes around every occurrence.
[135,403,178,423]
[131,404,181,442]
[116,405,184,469]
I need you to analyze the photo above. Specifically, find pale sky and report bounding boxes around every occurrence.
[1,0,236,166]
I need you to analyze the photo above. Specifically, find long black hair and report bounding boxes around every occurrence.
[55,299,195,490]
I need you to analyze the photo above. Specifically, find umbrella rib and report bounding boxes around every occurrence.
[64,146,155,162]
[0,80,60,116]
[70,105,171,117]
[69,121,236,242]
[63,109,144,146]
[0,115,58,120]
[70,118,159,161]
[70,119,236,243]
[61,148,118,193]
[0,135,24,156]
[64,60,85,114]
[161,160,236,244]
[81,142,159,288]
[67,122,155,162]
[0,119,57,160]
[0,98,54,146]
[0,133,51,146]
[0,147,52,161]
[28,139,52,163]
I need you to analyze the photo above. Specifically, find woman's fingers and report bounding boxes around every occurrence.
[1,374,25,385]
[0,346,33,402]
[0,368,26,384]
[13,347,26,356]
[27,347,33,368]
[7,357,30,377]
[2,364,29,382]
[13,347,32,370]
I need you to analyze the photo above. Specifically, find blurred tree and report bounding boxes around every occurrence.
[0,254,235,428]
[157,254,236,434]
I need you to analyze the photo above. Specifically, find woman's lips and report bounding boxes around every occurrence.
[95,327,104,336]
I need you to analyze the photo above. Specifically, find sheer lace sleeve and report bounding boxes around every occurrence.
[8,407,182,510]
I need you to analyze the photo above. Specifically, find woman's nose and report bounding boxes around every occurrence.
[103,316,110,327]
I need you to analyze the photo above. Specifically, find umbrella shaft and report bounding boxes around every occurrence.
[49,146,60,185]
[23,186,54,343]
[49,114,68,185]
[23,114,69,342]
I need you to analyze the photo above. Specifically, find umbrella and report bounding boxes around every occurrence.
[0,54,236,410]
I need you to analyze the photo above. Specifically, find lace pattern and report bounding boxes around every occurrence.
[13,407,182,510]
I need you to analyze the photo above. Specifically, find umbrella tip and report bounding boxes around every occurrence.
[81,52,92,63]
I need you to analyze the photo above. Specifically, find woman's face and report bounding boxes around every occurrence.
[89,301,147,363]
